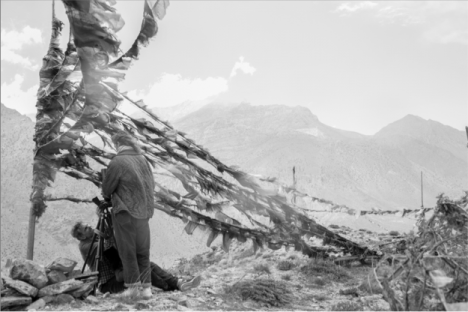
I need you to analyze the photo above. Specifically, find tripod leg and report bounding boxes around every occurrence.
[81,218,102,273]
[92,213,107,294]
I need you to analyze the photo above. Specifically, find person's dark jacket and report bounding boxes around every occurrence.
[102,149,155,219]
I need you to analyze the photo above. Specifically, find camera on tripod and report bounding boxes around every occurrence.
[92,197,112,212]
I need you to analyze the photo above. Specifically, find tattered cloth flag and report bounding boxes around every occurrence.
[29,0,377,260]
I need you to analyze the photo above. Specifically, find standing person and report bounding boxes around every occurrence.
[102,131,155,299]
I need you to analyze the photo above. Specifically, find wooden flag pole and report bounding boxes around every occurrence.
[292,166,297,204]
[26,209,36,260]
[421,171,424,209]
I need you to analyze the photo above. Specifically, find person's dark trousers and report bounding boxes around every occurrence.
[112,211,151,288]
[99,276,126,294]
[150,262,179,291]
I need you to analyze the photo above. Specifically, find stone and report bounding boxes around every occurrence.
[37,279,83,297]
[177,305,191,311]
[46,258,77,274]
[1,287,23,297]
[26,298,46,311]
[41,295,55,304]
[181,298,201,308]
[68,281,96,298]
[70,299,84,309]
[55,293,75,304]
[3,277,38,297]
[9,259,48,289]
[1,296,32,309]
[5,259,13,268]
[111,303,128,311]
[85,295,99,305]
[67,269,81,279]
[134,302,150,310]
[47,270,67,285]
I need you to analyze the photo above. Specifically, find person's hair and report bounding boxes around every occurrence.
[71,221,84,240]
[111,131,142,154]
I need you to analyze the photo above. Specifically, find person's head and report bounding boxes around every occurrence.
[111,131,142,153]
[71,221,94,241]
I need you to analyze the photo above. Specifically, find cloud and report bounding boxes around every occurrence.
[230,56,256,78]
[336,1,377,13]
[1,26,42,70]
[335,1,468,45]
[129,57,255,110]
[1,74,38,115]
[135,73,228,108]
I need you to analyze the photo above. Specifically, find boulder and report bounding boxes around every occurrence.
[25,298,46,311]
[1,287,23,297]
[67,269,81,279]
[1,296,32,309]
[37,279,83,297]
[55,293,75,304]
[3,277,38,297]
[68,281,96,298]
[47,270,67,285]
[70,299,84,309]
[85,295,99,304]
[9,259,48,289]
[41,295,56,304]
[181,298,201,308]
[46,258,77,274]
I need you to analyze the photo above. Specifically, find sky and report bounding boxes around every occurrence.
[1,0,467,135]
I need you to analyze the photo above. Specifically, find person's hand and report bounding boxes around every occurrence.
[101,191,111,202]
[115,268,124,282]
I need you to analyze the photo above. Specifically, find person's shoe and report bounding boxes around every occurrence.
[120,287,139,299]
[178,276,202,292]
[140,287,152,300]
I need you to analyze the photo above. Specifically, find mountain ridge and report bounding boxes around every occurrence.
[169,102,466,211]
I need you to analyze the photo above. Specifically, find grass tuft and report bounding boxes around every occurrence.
[228,279,293,307]
[330,301,364,311]
[253,263,271,276]
[281,274,292,281]
[277,260,296,271]
[301,258,351,283]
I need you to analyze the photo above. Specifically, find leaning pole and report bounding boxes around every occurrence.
[27,0,66,260]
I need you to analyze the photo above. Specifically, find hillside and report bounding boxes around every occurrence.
[172,103,467,211]
[0,103,210,268]
[2,101,465,267]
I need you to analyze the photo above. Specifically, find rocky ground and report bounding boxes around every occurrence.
[4,230,395,312]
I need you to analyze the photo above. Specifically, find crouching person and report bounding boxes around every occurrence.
[71,221,201,296]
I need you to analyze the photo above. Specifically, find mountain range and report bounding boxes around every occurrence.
[1,101,466,267]
[145,101,466,211]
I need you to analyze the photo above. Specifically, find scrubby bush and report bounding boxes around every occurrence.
[281,274,292,281]
[339,287,359,297]
[312,294,329,302]
[301,258,351,282]
[229,279,293,307]
[331,301,364,311]
[277,260,295,271]
[253,263,271,276]
[311,277,326,286]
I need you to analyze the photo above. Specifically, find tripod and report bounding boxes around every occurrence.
[81,197,114,292]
